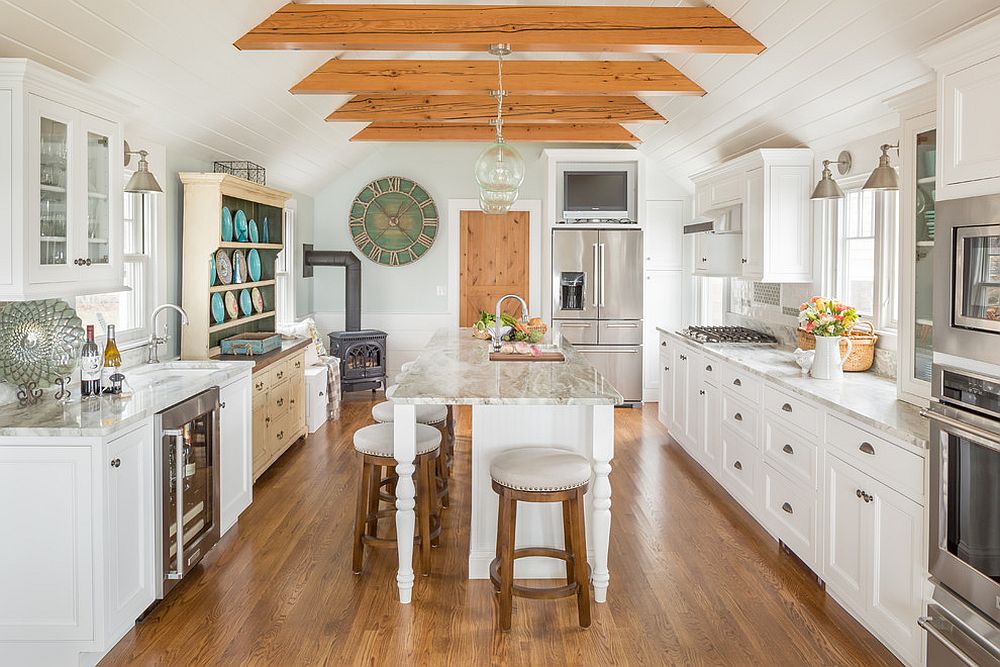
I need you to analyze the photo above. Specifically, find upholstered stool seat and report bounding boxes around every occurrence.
[371,400,447,426]
[353,422,440,457]
[489,447,592,492]
[384,384,398,399]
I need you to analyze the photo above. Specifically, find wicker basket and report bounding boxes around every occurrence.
[796,320,878,372]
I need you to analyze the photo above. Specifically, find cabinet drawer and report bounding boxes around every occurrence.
[762,417,818,488]
[270,380,290,419]
[289,353,306,377]
[720,363,761,402]
[701,357,718,386]
[722,391,758,445]
[763,385,819,436]
[599,320,642,345]
[762,462,817,567]
[252,368,270,395]
[825,414,924,501]
[709,172,742,207]
[270,358,292,385]
[721,426,758,508]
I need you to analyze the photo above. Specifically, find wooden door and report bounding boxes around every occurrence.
[459,210,530,326]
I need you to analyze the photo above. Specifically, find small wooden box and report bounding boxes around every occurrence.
[220,332,282,356]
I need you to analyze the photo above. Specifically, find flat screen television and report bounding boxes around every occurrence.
[562,170,631,220]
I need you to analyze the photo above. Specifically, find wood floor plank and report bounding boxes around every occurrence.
[101,397,900,666]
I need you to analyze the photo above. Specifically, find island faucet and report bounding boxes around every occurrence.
[492,294,528,352]
[146,304,190,364]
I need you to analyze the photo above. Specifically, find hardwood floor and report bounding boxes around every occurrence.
[102,395,900,666]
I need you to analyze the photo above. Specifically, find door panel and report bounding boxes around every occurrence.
[824,455,868,612]
[552,228,599,320]
[597,229,643,320]
[459,210,530,326]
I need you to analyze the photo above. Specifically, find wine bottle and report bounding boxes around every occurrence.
[101,324,122,394]
[80,325,101,397]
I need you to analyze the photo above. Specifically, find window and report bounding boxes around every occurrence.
[75,187,155,344]
[828,186,898,331]
[695,276,728,326]
[276,203,296,325]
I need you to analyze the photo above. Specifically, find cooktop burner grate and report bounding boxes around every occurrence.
[679,326,778,344]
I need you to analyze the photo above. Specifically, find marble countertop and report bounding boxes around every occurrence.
[658,328,929,449]
[392,328,623,406]
[0,360,253,439]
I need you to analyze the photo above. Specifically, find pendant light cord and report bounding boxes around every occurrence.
[495,50,505,143]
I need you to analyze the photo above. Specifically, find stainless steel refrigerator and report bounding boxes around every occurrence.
[551,227,643,404]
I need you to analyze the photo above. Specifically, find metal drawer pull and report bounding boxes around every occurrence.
[732,378,742,387]
[856,489,862,498]
[276,371,284,379]
[606,323,638,328]
[781,403,792,412]
[705,364,712,372]
[859,442,875,455]
[782,444,794,455]
[734,412,743,421]
[781,502,793,514]
[679,354,687,361]
[110,458,121,468]
[733,460,742,470]
[277,430,284,440]
[917,616,979,667]
[856,489,872,503]
[276,398,284,407]
[661,341,666,346]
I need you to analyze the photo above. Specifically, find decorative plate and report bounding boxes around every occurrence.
[251,287,264,313]
[239,288,252,316]
[209,254,216,286]
[221,207,234,243]
[249,219,259,243]
[224,291,239,320]
[232,249,247,284]
[0,299,84,389]
[247,248,261,282]
[211,293,225,324]
[350,176,438,266]
[234,209,248,242]
[215,249,233,285]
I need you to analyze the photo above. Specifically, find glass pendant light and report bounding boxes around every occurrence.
[474,44,525,214]
[863,143,900,191]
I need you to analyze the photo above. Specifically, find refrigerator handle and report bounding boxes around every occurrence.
[599,243,606,307]
[592,243,599,308]
[165,427,185,581]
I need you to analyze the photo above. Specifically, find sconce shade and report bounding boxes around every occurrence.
[811,161,845,200]
[123,143,162,193]
[862,144,899,191]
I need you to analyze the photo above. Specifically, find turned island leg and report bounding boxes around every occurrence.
[393,403,417,603]
[590,404,614,603]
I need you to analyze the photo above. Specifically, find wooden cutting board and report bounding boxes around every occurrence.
[489,351,565,362]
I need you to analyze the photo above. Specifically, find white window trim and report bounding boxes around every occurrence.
[276,198,296,326]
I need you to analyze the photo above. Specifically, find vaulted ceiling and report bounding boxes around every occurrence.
[2,0,998,195]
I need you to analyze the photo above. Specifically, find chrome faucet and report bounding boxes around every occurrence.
[492,294,528,352]
[146,304,190,363]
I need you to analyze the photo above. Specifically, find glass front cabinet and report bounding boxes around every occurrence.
[1,59,126,300]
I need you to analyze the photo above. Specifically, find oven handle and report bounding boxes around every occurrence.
[917,616,979,667]
[165,427,185,580]
[920,409,1000,453]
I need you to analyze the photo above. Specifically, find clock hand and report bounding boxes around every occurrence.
[396,197,416,218]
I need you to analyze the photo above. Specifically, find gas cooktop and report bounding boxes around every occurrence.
[678,326,778,345]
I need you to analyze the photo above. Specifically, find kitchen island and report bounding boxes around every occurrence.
[390,328,623,604]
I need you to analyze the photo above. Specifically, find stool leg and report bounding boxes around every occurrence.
[570,488,592,628]
[562,499,576,585]
[428,455,441,548]
[352,460,370,574]
[366,463,381,538]
[416,456,433,576]
[493,494,508,593]
[436,451,450,508]
[499,493,517,631]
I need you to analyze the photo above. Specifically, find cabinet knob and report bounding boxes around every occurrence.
[276,398,284,407]
[220,401,226,409]
[732,378,742,387]
[734,412,743,422]
[705,364,712,372]
[781,502,793,514]
[859,442,875,455]
[661,341,666,347]
[664,366,670,371]
[699,389,705,396]
[741,258,748,264]
[679,354,687,361]
[856,489,863,498]
[782,444,794,455]
[276,371,284,379]
[733,460,743,471]
[277,430,284,440]
[110,458,121,468]
[701,257,708,262]
[781,403,793,413]
[265,416,271,424]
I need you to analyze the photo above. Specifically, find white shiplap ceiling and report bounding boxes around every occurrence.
[2,0,997,195]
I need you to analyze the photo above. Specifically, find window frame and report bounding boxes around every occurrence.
[276,199,296,326]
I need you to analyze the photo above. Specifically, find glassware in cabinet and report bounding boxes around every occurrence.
[39,116,69,268]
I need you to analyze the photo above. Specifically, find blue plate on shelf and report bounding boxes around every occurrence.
[210,254,216,286]
[232,249,247,284]
[239,288,252,316]
[261,216,269,243]
[211,293,225,324]
[249,219,259,243]
[221,207,234,242]
[247,248,261,282]
[234,209,248,242]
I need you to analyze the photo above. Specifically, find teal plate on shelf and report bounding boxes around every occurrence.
[210,254,216,286]
[247,248,261,282]
[249,219,259,243]
[221,207,234,243]
[239,288,252,316]
[211,293,225,324]
[234,209,248,242]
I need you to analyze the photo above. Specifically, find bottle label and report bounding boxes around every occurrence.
[80,356,101,381]
[185,462,196,478]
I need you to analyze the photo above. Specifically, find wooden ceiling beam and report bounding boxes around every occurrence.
[293,60,704,96]
[351,123,640,143]
[327,94,665,124]
[235,4,764,54]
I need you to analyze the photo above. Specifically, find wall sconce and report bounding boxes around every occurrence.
[124,140,163,193]
[810,151,852,200]
[862,143,900,191]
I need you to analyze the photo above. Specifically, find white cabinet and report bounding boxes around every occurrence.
[695,379,721,475]
[742,167,765,278]
[0,58,128,300]
[104,424,155,642]
[643,271,683,400]
[220,377,253,534]
[644,200,685,269]
[824,453,924,666]
[692,230,742,277]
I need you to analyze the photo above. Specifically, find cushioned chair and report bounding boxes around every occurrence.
[489,447,593,631]
[352,422,441,575]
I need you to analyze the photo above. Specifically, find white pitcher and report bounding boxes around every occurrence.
[809,335,853,380]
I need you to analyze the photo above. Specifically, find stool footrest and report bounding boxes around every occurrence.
[488,548,591,601]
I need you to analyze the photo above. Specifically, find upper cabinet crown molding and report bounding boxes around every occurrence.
[0,58,134,123]
[919,10,1000,71]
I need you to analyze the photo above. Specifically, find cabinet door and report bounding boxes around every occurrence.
[742,167,764,279]
[78,112,121,286]
[684,350,703,446]
[105,425,155,639]
[670,346,690,443]
[867,477,925,665]
[698,381,721,475]
[824,455,868,613]
[644,200,684,269]
[644,270,683,398]
[658,355,673,427]
[220,379,252,533]
[27,94,76,284]
[695,186,711,217]
[940,55,1000,191]
[251,391,270,479]
[764,164,813,281]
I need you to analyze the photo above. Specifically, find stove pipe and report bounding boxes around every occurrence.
[302,244,361,331]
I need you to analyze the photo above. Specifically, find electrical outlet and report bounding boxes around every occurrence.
[436,285,446,297]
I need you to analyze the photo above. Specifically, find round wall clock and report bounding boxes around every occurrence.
[349,176,438,266]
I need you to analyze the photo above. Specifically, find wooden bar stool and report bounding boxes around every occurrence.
[372,400,451,508]
[351,422,441,575]
[489,447,593,631]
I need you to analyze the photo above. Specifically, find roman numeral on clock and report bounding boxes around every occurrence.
[416,233,434,248]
